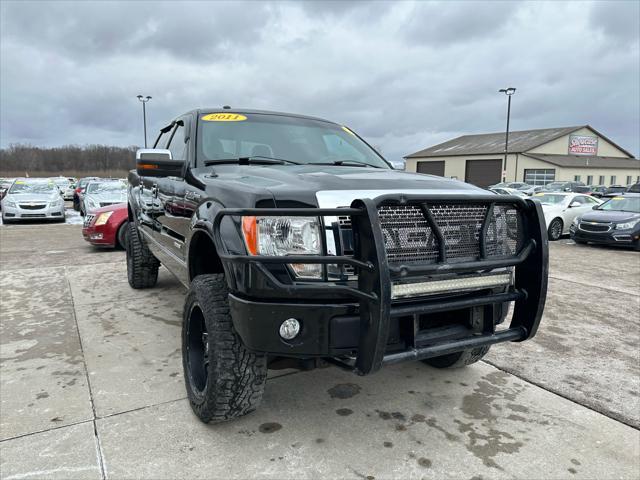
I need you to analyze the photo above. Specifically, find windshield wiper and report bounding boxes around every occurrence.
[204,156,302,166]
[314,160,383,168]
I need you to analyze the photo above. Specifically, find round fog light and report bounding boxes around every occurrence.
[279,318,300,340]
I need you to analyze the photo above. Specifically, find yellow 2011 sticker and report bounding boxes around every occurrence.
[342,126,356,136]
[534,193,545,196]
[201,113,247,122]
[613,196,624,200]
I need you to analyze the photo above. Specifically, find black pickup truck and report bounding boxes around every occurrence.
[127,108,548,424]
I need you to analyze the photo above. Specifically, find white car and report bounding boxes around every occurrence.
[51,177,75,201]
[534,192,602,240]
[490,187,528,198]
[1,178,66,223]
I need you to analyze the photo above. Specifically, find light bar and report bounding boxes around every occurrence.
[391,273,512,299]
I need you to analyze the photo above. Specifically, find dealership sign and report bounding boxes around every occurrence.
[568,135,598,155]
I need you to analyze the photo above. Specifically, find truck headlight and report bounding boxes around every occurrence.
[615,219,640,230]
[242,216,322,279]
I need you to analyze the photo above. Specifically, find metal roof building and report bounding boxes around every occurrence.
[405,125,639,188]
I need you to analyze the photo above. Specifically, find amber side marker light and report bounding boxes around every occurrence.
[137,163,159,170]
[242,216,258,255]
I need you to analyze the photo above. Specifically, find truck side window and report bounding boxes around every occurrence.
[167,125,187,161]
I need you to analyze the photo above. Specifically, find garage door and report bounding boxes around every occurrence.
[417,161,445,176]
[465,159,502,188]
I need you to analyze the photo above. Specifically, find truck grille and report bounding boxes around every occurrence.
[378,203,522,265]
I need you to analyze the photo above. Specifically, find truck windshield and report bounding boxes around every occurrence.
[196,113,390,169]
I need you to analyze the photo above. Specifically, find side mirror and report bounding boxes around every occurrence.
[592,205,599,209]
[569,201,581,208]
[136,149,184,178]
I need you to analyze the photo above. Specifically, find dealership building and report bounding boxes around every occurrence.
[404,125,640,188]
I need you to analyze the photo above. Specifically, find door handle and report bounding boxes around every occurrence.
[185,191,201,201]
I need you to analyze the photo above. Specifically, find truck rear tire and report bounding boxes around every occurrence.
[182,274,267,424]
[126,222,159,289]
[422,346,490,368]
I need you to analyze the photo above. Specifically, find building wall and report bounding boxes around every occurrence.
[514,155,640,185]
[527,127,630,157]
[406,153,640,186]
[406,153,518,181]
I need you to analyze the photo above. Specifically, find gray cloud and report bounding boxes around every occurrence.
[1,0,638,161]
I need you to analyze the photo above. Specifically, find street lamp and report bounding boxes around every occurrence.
[498,87,516,182]
[137,95,152,148]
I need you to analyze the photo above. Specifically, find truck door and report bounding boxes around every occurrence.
[157,118,191,263]
[138,125,173,244]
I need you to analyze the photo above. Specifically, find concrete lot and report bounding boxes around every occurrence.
[1,223,639,479]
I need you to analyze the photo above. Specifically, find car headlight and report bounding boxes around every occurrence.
[615,219,640,230]
[242,216,322,279]
[94,211,114,226]
[51,198,63,207]
[572,217,580,226]
[4,200,16,208]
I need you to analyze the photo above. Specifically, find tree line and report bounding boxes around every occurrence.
[0,144,138,177]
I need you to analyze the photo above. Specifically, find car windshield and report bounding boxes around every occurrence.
[597,197,640,213]
[8,181,56,194]
[53,178,69,186]
[534,193,568,205]
[197,113,390,169]
[607,186,626,192]
[87,181,126,194]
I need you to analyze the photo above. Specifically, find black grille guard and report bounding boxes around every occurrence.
[211,194,549,375]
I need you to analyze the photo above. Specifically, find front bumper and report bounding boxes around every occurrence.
[2,203,65,220]
[82,215,118,246]
[212,194,549,375]
[571,223,640,246]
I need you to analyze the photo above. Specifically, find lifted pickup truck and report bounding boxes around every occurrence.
[127,108,548,424]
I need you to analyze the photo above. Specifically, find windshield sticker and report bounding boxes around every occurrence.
[613,197,624,200]
[342,126,356,136]
[201,113,247,122]
[15,180,25,184]
[534,193,544,196]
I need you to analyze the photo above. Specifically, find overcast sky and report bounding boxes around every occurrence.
[1,0,638,161]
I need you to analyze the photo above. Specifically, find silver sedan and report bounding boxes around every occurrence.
[1,178,66,223]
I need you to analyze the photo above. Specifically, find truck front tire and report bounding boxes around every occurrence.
[422,346,490,368]
[182,274,267,424]
[126,222,160,289]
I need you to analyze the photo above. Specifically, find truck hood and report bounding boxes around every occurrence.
[207,164,488,207]
[580,210,640,223]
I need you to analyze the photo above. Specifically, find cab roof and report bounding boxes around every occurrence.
[182,108,339,126]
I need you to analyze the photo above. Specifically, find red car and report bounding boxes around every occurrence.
[82,203,128,248]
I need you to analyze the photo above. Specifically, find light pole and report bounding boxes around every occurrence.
[498,87,516,182]
[137,95,152,148]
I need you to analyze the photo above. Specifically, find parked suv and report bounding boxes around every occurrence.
[126,108,548,424]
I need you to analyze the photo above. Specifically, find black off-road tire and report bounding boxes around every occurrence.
[126,222,159,288]
[548,218,563,241]
[422,346,491,369]
[182,274,267,424]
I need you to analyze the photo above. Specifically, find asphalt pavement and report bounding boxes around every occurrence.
[0,223,638,479]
